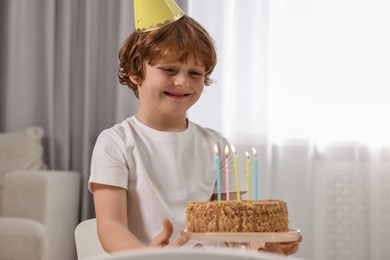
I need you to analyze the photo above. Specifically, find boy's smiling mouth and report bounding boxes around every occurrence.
[163,91,191,98]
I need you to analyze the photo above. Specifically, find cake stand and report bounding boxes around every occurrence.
[181,228,301,250]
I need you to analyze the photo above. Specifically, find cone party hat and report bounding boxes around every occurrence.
[134,0,184,32]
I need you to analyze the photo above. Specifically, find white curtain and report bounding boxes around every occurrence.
[188,0,390,259]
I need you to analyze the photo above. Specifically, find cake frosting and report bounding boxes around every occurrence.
[186,199,289,233]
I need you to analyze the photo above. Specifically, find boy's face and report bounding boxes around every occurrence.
[134,54,206,121]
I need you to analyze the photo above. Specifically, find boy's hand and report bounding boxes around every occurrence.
[149,219,188,248]
[260,235,303,256]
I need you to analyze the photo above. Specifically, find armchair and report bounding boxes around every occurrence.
[0,128,81,260]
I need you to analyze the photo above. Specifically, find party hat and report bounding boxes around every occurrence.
[134,0,185,32]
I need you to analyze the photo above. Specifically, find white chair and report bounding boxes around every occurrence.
[75,218,109,259]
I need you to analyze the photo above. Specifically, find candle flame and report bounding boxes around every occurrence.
[245,151,250,159]
[214,144,218,155]
[252,147,257,157]
[231,145,236,155]
[225,145,229,157]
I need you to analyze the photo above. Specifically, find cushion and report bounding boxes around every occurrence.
[0,127,46,212]
[0,217,47,260]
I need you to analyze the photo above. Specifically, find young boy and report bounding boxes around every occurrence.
[88,4,238,251]
[89,0,301,255]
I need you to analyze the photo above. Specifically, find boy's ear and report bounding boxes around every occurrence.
[129,74,141,85]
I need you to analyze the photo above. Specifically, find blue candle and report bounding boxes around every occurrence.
[252,147,259,200]
[214,145,221,201]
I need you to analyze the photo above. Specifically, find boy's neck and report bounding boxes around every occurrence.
[135,113,188,132]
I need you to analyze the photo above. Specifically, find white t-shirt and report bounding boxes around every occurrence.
[89,116,241,244]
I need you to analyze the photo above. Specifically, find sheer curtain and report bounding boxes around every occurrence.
[188,0,390,259]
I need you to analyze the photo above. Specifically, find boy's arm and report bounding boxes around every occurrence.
[92,183,188,253]
[92,183,145,252]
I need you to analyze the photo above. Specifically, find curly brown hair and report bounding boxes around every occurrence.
[118,15,217,98]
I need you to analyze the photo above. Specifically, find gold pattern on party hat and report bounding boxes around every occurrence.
[134,0,185,32]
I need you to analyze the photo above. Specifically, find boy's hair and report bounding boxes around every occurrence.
[118,15,217,98]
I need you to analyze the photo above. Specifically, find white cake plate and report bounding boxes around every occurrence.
[181,228,301,243]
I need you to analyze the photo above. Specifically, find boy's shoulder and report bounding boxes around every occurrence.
[189,120,226,141]
[98,117,135,140]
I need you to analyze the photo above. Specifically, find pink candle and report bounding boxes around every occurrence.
[225,145,230,201]
[214,145,221,201]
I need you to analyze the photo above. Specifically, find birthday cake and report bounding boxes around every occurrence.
[186,200,289,233]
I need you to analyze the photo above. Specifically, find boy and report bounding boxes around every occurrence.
[89,0,301,255]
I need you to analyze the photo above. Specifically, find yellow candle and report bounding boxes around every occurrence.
[225,145,230,201]
[245,151,251,200]
[231,145,241,201]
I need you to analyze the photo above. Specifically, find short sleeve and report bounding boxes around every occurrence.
[88,131,130,192]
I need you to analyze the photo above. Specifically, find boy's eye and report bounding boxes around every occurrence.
[161,67,176,73]
[189,70,204,78]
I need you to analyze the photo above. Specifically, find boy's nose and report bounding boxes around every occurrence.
[174,73,190,88]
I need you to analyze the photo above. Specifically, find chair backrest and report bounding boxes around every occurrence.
[75,218,109,260]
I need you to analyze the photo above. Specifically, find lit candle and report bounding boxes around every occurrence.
[252,147,259,200]
[231,145,241,201]
[214,145,221,201]
[245,151,251,200]
[225,145,230,201]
